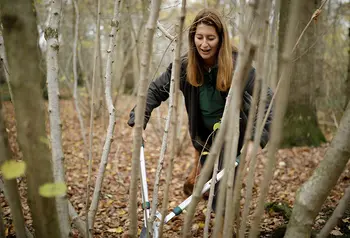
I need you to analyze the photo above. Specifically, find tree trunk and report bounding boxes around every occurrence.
[279,0,326,147]
[284,102,350,238]
[0,88,27,238]
[45,0,70,236]
[128,0,162,236]
[0,0,62,237]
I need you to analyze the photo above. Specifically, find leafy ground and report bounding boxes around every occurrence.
[1,97,349,237]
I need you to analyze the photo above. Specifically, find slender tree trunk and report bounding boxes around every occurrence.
[318,185,350,238]
[85,0,101,236]
[0,0,61,237]
[284,102,350,237]
[249,0,303,236]
[159,2,186,236]
[45,0,70,236]
[72,0,88,155]
[128,0,162,236]
[0,180,33,238]
[88,0,121,234]
[0,89,27,238]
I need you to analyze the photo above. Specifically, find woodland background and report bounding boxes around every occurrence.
[0,0,349,237]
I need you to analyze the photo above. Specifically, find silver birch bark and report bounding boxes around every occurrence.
[0,91,27,238]
[159,2,186,236]
[128,0,162,236]
[85,0,101,236]
[88,0,121,234]
[72,0,88,155]
[248,1,302,237]
[318,185,350,238]
[45,1,70,236]
[284,103,350,237]
[0,0,62,236]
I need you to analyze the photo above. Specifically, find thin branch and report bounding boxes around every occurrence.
[88,0,121,234]
[128,0,163,236]
[317,186,350,238]
[72,0,88,156]
[248,0,303,236]
[85,0,101,236]
[159,2,186,237]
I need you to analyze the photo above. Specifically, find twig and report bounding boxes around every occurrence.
[88,0,121,233]
[72,0,88,156]
[159,2,187,236]
[85,0,101,236]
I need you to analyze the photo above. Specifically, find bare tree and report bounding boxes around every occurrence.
[0,0,62,236]
[128,0,163,236]
[45,0,70,236]
[85,0,101,236]
[318,185,350,238]
[72,0,88,155]
[88,0,121,235]
[0,87,27,238]
[284,102,350,237]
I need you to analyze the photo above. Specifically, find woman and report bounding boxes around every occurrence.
[127,9,273,199]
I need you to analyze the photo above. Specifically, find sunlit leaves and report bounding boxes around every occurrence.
[0,160,26,179]
[213,122,220,131]
[39,182,67,198]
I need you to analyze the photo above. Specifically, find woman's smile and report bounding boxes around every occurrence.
[194,23,219,66]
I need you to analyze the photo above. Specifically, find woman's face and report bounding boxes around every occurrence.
[194,23,220,66]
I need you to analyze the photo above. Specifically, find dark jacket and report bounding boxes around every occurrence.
[142,56,273,153]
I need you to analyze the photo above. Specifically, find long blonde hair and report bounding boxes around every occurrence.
[187,9,234,92]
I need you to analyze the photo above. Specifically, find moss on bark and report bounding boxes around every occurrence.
[282,104,326,147]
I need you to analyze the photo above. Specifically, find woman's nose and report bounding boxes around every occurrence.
[202,39,209,47]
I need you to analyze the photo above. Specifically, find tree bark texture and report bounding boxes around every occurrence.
[285,102,350,238]
[0,87,27,238]
[128,0,162,236]
[88,0,120,232]
[249,0,303,236]
[279,0,326,147]
[45,0,70,236]
[0,0,61,237]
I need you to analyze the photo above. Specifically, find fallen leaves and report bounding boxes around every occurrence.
[1,98,349,238]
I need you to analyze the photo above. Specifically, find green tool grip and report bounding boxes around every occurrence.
[142,202,150,210]
[173,206,183,216]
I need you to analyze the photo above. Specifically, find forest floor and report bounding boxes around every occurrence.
[1,97,350,238]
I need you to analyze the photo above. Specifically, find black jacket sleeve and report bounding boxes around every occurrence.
[142,63,173,127]
[243,68,274,148]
